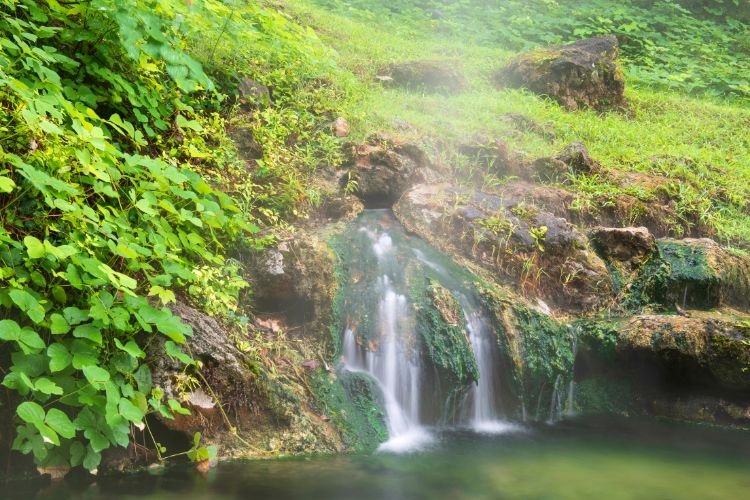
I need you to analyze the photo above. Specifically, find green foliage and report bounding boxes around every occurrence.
[0,0,272,472]
[306,0,750,100]
[290,0,750,246]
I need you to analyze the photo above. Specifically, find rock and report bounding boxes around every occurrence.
[498,36,625,111]
[238,78,271,107]
[555,141,599,174]
[228,125,263,160]
[319,194,364,223]
[149,302,261,436]
[394,183,611,311]
[626,238,750,312]
[387,60,467,93]
[248,233,337,341]
[341,134,433,207]
[417,281,479,389]
[332,117,350,137]
[458,136,528,179]
[590,226,655,264]
[532,157,569,183]
[617,313,750,391]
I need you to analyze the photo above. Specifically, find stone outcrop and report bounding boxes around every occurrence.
[394,183,611,311]
[590,226,655,267]
[341,134,435,207]
[498,36,625,111]
[248,232,337,343]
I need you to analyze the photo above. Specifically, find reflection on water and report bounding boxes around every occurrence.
[11,416,750,500]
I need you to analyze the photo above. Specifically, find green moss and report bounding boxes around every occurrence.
[309,369,387,451]
[574,318,620,361]
[624,241,720,312]
[416,279,479,386]
[478,283,574,420]
[574,377,636,416]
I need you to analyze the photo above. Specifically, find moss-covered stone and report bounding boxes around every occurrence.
[624,239,750,313]
[478,283,575,420]
[574,377,636,416]
[416,280,479,387]
[309,369,387,452]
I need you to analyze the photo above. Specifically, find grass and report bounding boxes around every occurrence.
[280,0,750,246]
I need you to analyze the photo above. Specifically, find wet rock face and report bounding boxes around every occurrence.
[591,226,655,264]
[617,313,750,392]
[498,36,625,111]
[386,60,467,93]
[249,234,337,341]
[394,183,611,311]
[342,134,433,207]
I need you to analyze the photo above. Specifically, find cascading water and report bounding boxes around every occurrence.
[343,220,432,452]
[339,210,521,451]
[413,248,515,432]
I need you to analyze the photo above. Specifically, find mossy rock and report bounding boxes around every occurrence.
[497,36,625,111]
[416,279,479,387]
[625,239,750,313]
[478,283,575,420]
[573,377,636,416]
[310,369,387,452]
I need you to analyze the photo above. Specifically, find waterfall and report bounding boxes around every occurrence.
[340,211,522,451]
[414,249,516,433]
[343,224,432,453]
[460,299,516,433]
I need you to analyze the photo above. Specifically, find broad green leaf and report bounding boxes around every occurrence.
[73,324,102,345]
[46,409,76,439]
[48,343,72,372]
[50,314,70,334]
[33,377,63,395]
[17,401,45,424]
[114,338,145,359]
[83,447,101,470]
[0,319,21,341]
[19,328,45,351]
[0,176,15,193]
[82,365,110,387]
[23,236,45,259]
[9,289,45,323]
[118,398,144,424]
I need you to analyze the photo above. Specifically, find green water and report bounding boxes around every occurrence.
[11,417,750,499]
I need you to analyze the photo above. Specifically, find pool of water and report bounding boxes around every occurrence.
[11,416,750,499]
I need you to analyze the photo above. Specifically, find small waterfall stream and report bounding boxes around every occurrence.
[339,210,520,451]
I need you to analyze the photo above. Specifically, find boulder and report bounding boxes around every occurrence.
[394,183,611,311]
[228,125,263,160]
[341,134,434,207]
[555,141,599,174]
[238,78,271,107]
[149,302,261,435]
[387,60,467,93]
[332,117,350,137]
[498,36,625,111]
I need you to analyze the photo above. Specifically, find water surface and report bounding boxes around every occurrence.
[14,417,750,500]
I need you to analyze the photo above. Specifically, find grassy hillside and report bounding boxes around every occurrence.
[283,0,750,245]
